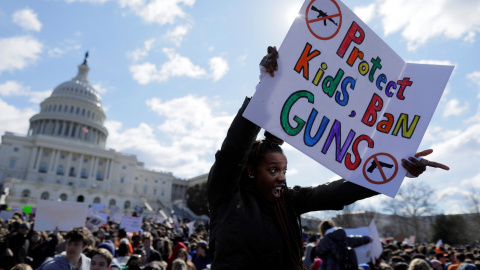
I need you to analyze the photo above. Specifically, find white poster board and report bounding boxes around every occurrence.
[0,210,14,221]
[92,203,105,211]
[344,220,382,264]
[86,215,105,232]
[34,200,88,231]
[119,216,142,232]
[243,0,453,197]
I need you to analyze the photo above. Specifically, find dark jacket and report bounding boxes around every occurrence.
[315,228,371,270]
[207,98,377,270]
[145,248,162,263]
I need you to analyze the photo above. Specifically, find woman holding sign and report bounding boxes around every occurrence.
[207,47,449,270]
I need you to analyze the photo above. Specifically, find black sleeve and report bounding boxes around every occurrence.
[207,97,261,208]
[289,179,379,215]
[347,235,371,248]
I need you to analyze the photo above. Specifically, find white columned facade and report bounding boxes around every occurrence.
[65,152,72,176]
[28,146,39,170]
[88,155,95,179]
[49,150,58,172]
[76,154,83,179]
[92,157,99,179]
[33,147,43,170]
[107,159,114,180]
[52,150,61,174]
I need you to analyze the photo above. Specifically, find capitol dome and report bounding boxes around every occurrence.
[28,53,108,148]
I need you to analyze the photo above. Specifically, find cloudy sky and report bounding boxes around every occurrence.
[1,0,479,216]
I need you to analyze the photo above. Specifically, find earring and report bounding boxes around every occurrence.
[248,175,254,179]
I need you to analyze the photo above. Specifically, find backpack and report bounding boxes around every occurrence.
[342,245,359,270]
[333,240,359,270]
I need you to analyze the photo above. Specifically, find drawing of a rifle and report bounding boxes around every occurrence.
[367,160,394,173]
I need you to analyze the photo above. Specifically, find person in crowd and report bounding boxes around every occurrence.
[10,263,33,270]
[434,253,447,270]
[409,258,433,270]
[98,240,116,258]
[207,46,450,269]
[113,241,132,268]
[132,249,147,267]
[310,257,323,270]
[143,261,165,270]
[96,229,107,245]
[121,254,143,270]
[28,228,59,268]
[192,241,210,270]
[459,263,478,270]
[131,235,141,251]
[91,248,113,270]
[315,219,371,270]
[166,242,187,270]
[158,237,172,262]
[174,248,195,270]
[303,243,317,269]
[37,227,93,270]
[5,222,31,268]
[141,233,162,263]
[449,253,467,270]
[171,259,187,270]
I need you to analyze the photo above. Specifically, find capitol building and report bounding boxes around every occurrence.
[0,56,207,217]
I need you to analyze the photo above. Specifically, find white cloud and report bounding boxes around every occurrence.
[209,57,229,81]
[48,41,81,58]
[48,48,66,58]
[28,90,52,104]
[164,25,191,46]
[12,8,42,32]
[467,71,480,97]
[0,36,43,74]
[377,0,480,50]
[427,123,480,168]
[130,48,228,84]
[353,3,376,23]
[92,82,109,95]
[0,81,29,96]
[443,99,468,117]
[127,39,155,62]
[460,172,480,188]
[0,81,52,104]
[0,98,37,135]
[105,95,232,177]
[118,0,195,25]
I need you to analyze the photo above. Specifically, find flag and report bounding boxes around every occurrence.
[82,126,88,133]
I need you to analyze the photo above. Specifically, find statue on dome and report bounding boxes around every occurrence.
[83,51,89,65]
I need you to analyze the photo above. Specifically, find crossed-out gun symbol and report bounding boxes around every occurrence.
[367,160,394,173]
[311,6,338,26]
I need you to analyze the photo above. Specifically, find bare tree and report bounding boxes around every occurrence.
[464,186,480,242]
[382,181,437,241]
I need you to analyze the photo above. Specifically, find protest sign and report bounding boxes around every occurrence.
[92,203,105,211]
[86,215,105,232]
[34,200,88,231]
[23,205,34,215]
[97,212,108,225]
[110,212,124,223]
[243,0,454,197]
[109,206,119,216]
[0,210,14,221]
[344,220,382,264]
[119,216,142,232]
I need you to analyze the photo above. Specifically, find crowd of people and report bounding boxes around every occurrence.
[0,212,211,270]
[0,211,479,270]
